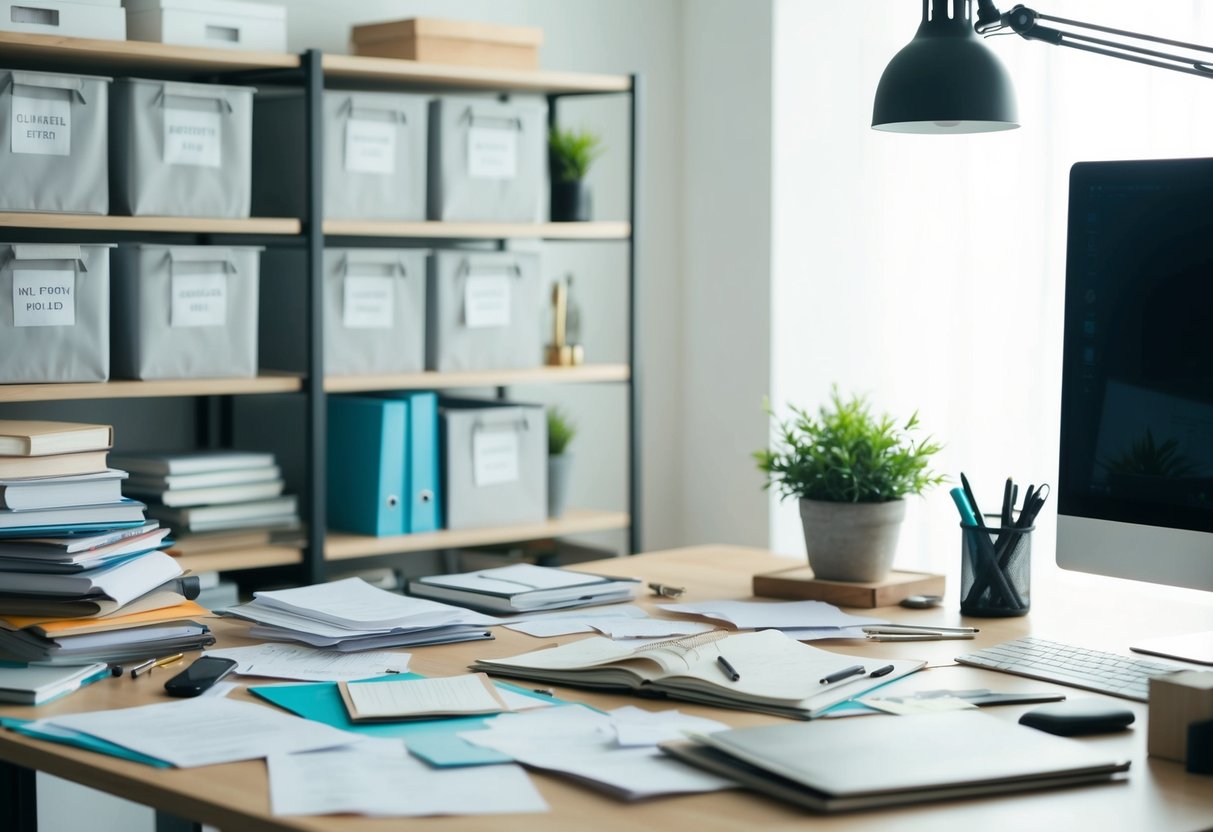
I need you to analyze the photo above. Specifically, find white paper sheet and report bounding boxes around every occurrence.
[781,626,870,641]
[45,698,363,768]
[658,599,886,630]
[504,604,648,637]
[591,620,716,640]
[346,674,503,718]
[268,746,546,817]
[459,705,735,800]
[608,706,729,747]
[205,643,410,682]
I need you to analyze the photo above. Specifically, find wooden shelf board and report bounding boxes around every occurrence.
[0,375,303,403]
[323,220,630,240]
[325,509,630,560]
[0,214,300,235]
[173,545,304,575]
[325,364,630,393]
[0,31,299,72]
[322,54,629,93]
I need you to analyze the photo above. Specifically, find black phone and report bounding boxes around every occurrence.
[163,656,237,698]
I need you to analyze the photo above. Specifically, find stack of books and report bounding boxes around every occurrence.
[222,577,500,651]
[112,450,300,541]
[0,420,214,665]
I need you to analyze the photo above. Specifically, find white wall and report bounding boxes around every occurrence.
[679,0,775,546]
[769,0,1213,575]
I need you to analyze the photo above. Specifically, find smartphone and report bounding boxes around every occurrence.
[163,656,237,698]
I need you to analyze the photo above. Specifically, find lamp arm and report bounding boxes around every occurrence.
[976,2,1213,80]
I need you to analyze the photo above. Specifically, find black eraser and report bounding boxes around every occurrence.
[1018,700,1136,736]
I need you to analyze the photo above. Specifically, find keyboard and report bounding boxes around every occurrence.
[955,636,1186,702]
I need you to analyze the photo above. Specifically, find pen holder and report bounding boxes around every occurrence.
[959,519,1032,617]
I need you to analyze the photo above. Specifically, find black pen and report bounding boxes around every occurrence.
[820,664,865,685]
[869,664,895,678]
[716,655,741,682]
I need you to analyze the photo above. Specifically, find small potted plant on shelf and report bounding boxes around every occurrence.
[547,406,577,519]
[755,388,945,583]
[549,125,604,222]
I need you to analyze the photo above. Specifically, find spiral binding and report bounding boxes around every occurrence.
[630,629,729,656]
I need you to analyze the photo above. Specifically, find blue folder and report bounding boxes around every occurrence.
[249,674,569,767]
[376,391,441,533]
[327,396,407,536]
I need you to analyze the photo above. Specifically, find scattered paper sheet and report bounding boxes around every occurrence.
[44,698,364,768]
[206,643,410,682]
[858,695,978,715]
[459,705,735,800]
[608,706,729,747]
[658,599,886,630]
[504,605,648,637]
[780,626,870,641]
[591,620,716,640]
[268,745,547,817]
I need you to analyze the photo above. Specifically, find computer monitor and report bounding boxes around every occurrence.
[1058,157,1213,665]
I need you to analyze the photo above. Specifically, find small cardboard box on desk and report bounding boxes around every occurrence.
[1148,670,1213,767]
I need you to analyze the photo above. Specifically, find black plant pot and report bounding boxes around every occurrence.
[551,180,591,222]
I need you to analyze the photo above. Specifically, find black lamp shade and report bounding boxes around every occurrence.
[873,0,1019,133]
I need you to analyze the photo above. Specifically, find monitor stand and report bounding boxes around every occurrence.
[1131,631,1213,666]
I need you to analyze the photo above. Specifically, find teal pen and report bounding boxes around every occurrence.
[949,487,979,526]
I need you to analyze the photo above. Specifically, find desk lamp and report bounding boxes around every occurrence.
[873,0,1213,133]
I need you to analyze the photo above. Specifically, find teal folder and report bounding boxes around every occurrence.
[327,396,407,536]
[1,717,172,768]
[249,674,567,767]
[376,391,441,533]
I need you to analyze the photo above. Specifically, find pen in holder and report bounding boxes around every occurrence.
[960,515,1032,617]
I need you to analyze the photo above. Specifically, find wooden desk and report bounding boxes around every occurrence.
[1,545,1210,831]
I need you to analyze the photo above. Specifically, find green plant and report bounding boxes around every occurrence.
[549,126,604,183]
[754,388,946,503]
[548,407,577,456]
[1100,429,1195,478]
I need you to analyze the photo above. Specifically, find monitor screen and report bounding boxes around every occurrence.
[1059,157,1213,592]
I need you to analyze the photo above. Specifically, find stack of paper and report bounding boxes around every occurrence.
[112,450,300,536]
[408,564,641,613]
[222,577,499,651]
[658,598,886,640]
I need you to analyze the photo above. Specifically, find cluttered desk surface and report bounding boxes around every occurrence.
[1,544,1210,832]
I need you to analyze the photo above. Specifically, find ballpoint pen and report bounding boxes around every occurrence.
[820,664,865,685]
[130,653,184,679]
[128,658,155,678]
[716,655,741,682]
[869,664,895,678]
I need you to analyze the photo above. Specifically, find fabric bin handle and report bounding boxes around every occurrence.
[337,97,407,123]
[457,261,524,279]
[339,254,409,277]
[5,72,88,104]
[156,83,234,114]
[167,248,238,274]
[5,244,87,272]
[471,416,530,438]
[461,108,523,131]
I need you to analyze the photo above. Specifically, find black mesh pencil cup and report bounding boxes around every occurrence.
[960,519,1032,617]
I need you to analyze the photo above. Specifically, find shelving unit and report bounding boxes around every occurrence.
[0,35,641,583]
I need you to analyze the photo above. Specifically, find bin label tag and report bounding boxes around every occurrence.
[13,269,75,327]
[343,275,394,329]
[345,119,396,175]
[473,428,521,487]
[464,272,511,329]
[11,95,70,156]
[164,108,221,167]
[172,271,227,327]
[467,126,517,179]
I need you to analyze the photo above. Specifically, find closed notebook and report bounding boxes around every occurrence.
[128,479,285,508]
[0,420,113,457]
[0,452,110,480]
[0,661,110,705]
[659,710,1131,813]
[410,563,641,612]
[108,451,276,477]
[338,673,507,722]
[471,629,924,719]
[0,498,146,531]
[0,469,128,511]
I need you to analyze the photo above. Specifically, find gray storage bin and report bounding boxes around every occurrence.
[441,398,547,530]
[426,249,542,372]
[428,95,547,222]
[110,78,255,217]
[0,243,111,383]
[252,90,428,220]
[0,69,110,214]
[260,247,427,376]
[110,244,261,380]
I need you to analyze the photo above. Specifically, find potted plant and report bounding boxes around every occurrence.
[549,126,604,222]
[547,406,577,518]
[755,389,945,582]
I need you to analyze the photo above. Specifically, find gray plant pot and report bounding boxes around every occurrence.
[799,498,906,582]
[548,453,572,519]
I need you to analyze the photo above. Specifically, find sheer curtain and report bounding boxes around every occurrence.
[768,1,1213,574]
